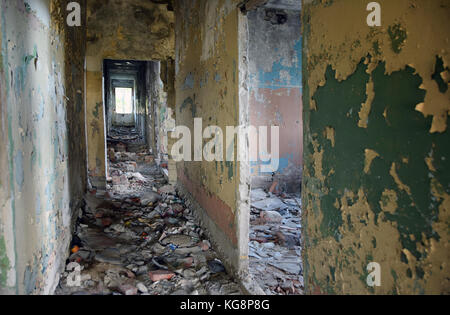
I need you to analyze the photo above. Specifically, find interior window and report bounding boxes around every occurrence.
[115,87,133,114]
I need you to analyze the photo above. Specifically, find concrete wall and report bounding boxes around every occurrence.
[163,58,177,184]
[247,7,302,193]
[145,61,168,159]
[0,0,87,294]
[146,62,157,154]
[85,65,106,189]
[174,0,250,276]
[302,0,450,294]
[148,62,165,159]
[156,74,169,163]
[85,0,174,189]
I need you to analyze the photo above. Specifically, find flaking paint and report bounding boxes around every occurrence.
[0,0,87,294]
[302,0,450,294]
[174,0,247,276]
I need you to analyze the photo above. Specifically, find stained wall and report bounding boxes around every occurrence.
[0,0,87,294]
[247,7,302,192]
[174,0,250,276]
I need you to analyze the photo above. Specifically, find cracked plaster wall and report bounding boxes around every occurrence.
[174,0,250,277]
[0,0,87,294]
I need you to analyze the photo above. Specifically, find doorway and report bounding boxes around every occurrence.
[244,5,303,295]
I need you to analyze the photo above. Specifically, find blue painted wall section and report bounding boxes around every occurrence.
[247,8,303,192]
[250,38,302,90]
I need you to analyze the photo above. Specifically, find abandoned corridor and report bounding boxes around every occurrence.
[0,0,449,296]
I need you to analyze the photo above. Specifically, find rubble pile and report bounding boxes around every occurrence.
[56,145,241,295]
[107,126,139,142]
[249,188,303,295]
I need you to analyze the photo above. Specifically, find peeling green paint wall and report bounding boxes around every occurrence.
[0,236,10,288]
[302,0,449,294]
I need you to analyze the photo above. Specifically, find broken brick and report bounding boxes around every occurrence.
[101,217,113,227]
[149,270,175,282]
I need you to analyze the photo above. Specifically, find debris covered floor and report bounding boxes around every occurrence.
[56,142,242,295]
[249,188,303,295]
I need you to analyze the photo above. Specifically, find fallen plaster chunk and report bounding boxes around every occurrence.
[251,188,268,202]
[252,197,288,212]
[260,210,283,223]
[268,261,301,275]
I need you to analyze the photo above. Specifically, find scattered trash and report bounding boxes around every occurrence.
[140,191,161,206]
[149,270,176,282]
[252,197,288,212]
[159,185,176,195]
[250,188,268,202]
[56,144,241,295]
[112,174,129,187]
[131,172,147,182]
[249,187,303,295]
[161,234,197,248]
[71,245,80,254]
[136,282,148,293]
[199,240,210,251]
[260,210,283,223]
[101,218,113,227]
[208,259,226,274]
[119,284,138,296]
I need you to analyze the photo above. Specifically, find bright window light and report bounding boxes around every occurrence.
[115,87,133,114]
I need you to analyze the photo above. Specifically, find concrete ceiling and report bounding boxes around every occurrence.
[149,0,173,11]
[240,0,301,13]
[265,0,301,11]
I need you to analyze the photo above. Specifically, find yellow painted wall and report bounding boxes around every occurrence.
[174,0,247,274]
